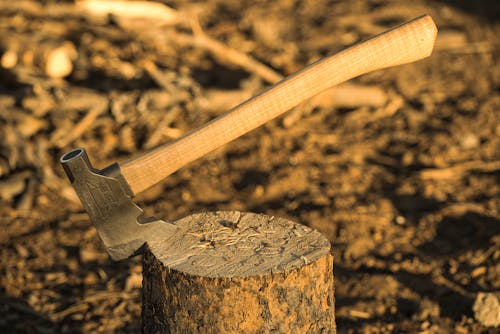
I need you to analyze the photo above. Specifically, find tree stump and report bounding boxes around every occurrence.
[142,211,335,333]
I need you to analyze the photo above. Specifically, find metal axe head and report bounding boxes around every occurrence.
[60,148,177,260]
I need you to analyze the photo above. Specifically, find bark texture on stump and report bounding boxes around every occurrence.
[142,211,335,333]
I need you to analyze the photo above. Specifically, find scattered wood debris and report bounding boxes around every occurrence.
[0,1,498,333]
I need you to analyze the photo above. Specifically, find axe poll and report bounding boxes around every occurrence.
[61,15,437,260]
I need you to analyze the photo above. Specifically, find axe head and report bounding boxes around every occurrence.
[60,148,177,260]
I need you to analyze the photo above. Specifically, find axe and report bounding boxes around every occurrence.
[61,15,437,260]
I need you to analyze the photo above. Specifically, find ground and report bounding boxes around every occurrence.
[0,0,499,333]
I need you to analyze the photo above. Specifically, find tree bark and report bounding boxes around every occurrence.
[142,211,335,333]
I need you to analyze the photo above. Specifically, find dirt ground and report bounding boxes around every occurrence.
[1,0,499,333]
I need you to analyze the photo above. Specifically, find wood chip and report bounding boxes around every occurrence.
[15,112,47,137]
[77,0,180,25]
[0,171,30,201]
[44,42,77,78]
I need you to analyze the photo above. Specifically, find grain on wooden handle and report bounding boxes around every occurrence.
[121,15,437,195]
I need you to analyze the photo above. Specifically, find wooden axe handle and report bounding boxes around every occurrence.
[121,15,437,195]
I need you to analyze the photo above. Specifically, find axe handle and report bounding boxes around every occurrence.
[121,15,437,195]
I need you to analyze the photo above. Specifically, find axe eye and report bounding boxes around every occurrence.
[60,148,85,162]
[60,147,88,183]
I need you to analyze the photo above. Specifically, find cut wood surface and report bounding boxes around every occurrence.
[120,15,437,195]
[143,211,335,333]
[147,211,331,276]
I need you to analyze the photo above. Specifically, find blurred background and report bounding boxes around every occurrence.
[0,0,499,333]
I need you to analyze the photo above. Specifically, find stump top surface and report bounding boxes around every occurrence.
[147,211,331,278]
